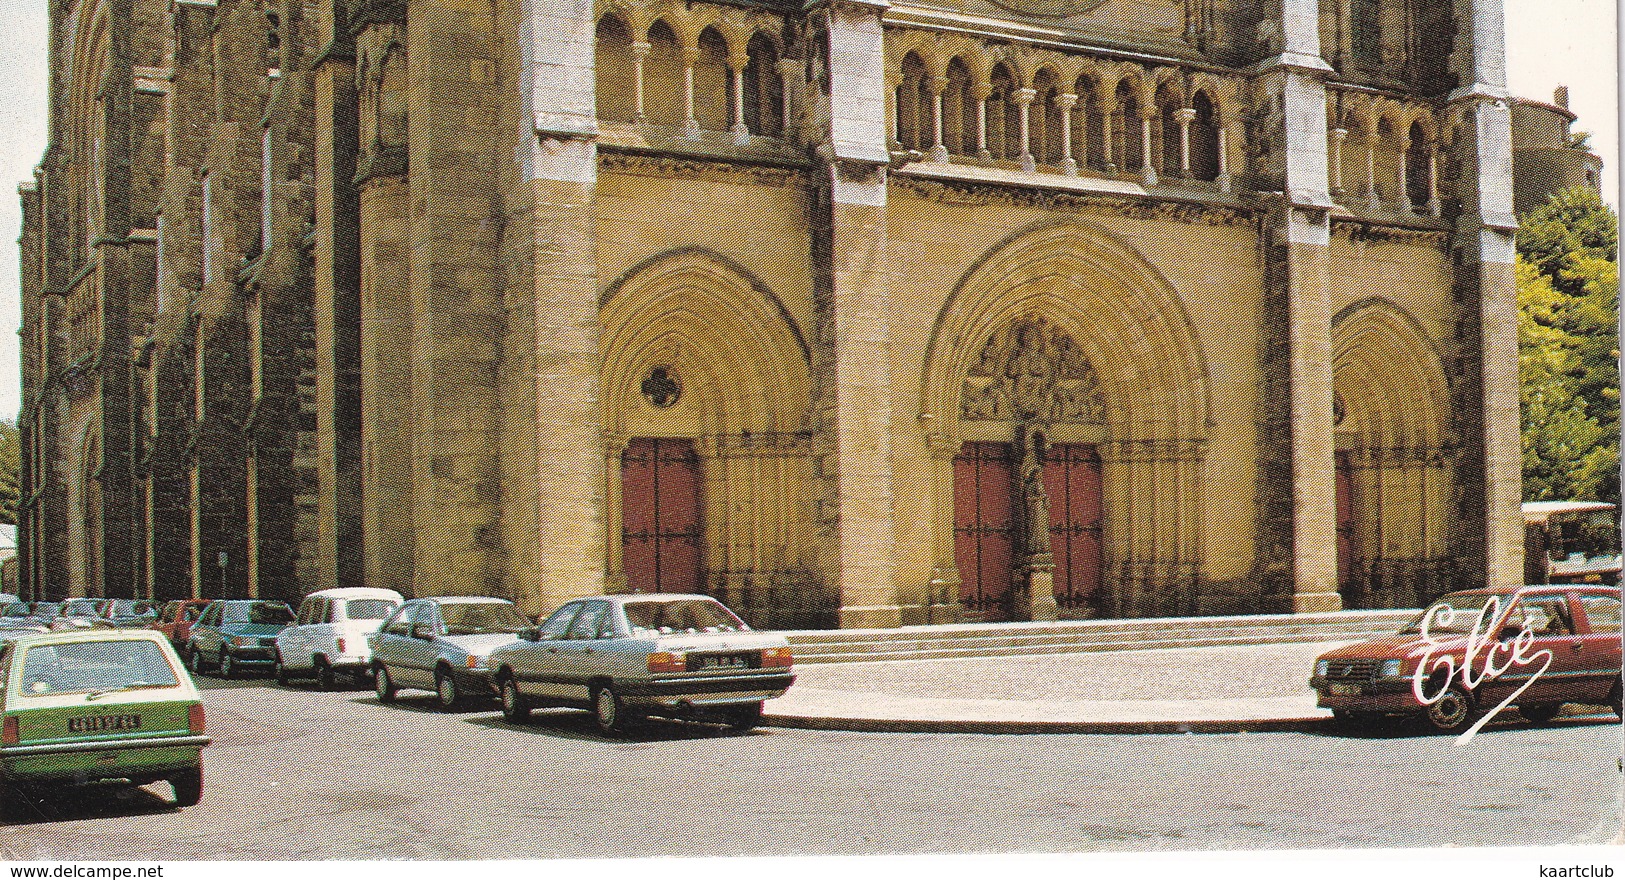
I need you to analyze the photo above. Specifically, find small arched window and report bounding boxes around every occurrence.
[1405,121,1430,209]
[644,21,684,127]
[1190,91,1221,182]
[742,33,782,137]
[897,53,929,151]
[595,15,636,123]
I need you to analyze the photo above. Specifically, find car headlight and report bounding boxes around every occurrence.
[231,635,256,648]
[1380,659,1404,678]
[1315,660,1329,677]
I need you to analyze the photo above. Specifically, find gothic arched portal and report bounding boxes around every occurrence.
[1331,300,1453,609]
[599,250,821,628]
[921,220,1211,621]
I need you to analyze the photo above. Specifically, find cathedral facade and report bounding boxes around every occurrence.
[17,0,1524,628]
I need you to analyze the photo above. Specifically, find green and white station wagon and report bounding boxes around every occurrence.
[0,628,209,807]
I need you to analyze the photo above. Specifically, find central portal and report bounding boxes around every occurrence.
[621,438,704,594]
[953,440,1102,621]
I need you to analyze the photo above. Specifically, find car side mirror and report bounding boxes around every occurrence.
[1499,625,1522,641]
[519,626,541,642]
[412,623,436,641]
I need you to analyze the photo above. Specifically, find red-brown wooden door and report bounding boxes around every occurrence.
[1043,443,1102,614]
[954,442,1015,621]
[1336,450,1355,598]
[621,438,703,594]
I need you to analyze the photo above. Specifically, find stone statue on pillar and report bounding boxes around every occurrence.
[1014,423,1058,621]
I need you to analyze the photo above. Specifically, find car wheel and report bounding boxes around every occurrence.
[315,658,337,692]
[273,654,290,686]
[1519,703,1561,724]
[188,648,205,675]
[219,652,236,680]
[1424,685,1477,734]
[592,684,634,735]
[434,668,462,710]
[170,767,203,808]
[500,677,531,723]
[374,665,397,703]
[724,702,764,733]
[1611,681,1623,719]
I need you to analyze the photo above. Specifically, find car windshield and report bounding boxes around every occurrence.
[440,603,528,635]
[1399,593,1499,634]
[346,599,397,621]
[623,599,748,635]
[63,599,102,617]
[220,602,295,625]
[19,640,181,696]
[29,603,61,619]
[1,603,28,618]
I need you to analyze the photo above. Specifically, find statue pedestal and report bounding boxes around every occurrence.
[1016,558,1058,622]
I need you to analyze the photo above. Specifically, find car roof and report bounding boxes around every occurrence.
[605,593,716,603]
[4,628,173,649]
[412,596,513,605]
[305,588,404,601]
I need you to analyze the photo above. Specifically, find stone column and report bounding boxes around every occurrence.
[813,0,900,628]
[1138,107,1157,184]
[1446,0,1523,590]
[973,83,992,161]
[1216,123,1231,191]
[1396,137,1411,212]
[928,76,949,162]
[1363,132,1379,206]
[777,58,799,136]
[682,47,701,137]
[1015,88,1037,173]
[729,53,750,144]
[1427,149,1441,217]
[631,42,651,122]
[1253,0,1341,613]
[1100,97,1117,172]
[514,0,608,613]
[1057,93,1078,175]
[1329,126,1347,194]
[1175,107,1196,177]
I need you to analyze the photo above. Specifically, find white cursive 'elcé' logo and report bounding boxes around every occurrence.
[1410,594,1554,744]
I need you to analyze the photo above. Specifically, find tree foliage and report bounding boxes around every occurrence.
[0,419,18,526]
[1517,187,1620,505]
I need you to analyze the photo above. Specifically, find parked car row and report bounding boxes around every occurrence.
[145,590,796,736]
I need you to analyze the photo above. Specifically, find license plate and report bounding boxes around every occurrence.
[68,714,142,734]
[1329,683,1361,697]
[698,654,750,670]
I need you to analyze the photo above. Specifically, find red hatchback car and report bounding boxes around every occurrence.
[1311,585,1623,732]
[151,599,213,655]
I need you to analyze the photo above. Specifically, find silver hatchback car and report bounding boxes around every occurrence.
[488,594,795,734]
[369,597,529,709]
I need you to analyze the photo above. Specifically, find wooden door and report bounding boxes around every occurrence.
[621,438,704,594]
[1044,443,1103,614]
[954,442,1015,621]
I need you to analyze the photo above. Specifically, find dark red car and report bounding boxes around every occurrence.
[151,599,213,655]
[1311,585,1622,732]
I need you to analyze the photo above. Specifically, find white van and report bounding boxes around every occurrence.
[274,587,404,689]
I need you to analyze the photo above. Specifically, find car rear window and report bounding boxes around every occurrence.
[19,640,181,696]
[345,599,397,621]
[623,599,748,634]
[440,603,528,635]
[222,602,295,625]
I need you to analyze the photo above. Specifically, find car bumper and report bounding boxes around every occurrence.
[620,672,795,707]
[1311,676,1422,713]
[1,735,210,784]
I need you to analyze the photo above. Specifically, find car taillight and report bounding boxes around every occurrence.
[761,647,793,668]
[648,652,686,674]
[2,716,17,745]
[188,704,206,735]
[336,638,347,654]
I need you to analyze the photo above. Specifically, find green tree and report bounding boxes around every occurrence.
[1516,187,1620,505]
[0,419,18,526]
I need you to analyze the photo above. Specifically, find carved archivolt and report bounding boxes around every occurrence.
[960,316,1104,423]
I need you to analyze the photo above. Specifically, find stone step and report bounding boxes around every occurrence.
[779,610,1414,664]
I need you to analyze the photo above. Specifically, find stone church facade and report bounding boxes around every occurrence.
[17,0,1524,628]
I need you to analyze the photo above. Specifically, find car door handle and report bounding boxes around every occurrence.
[582,648,594,654]
[547,647,558,653]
